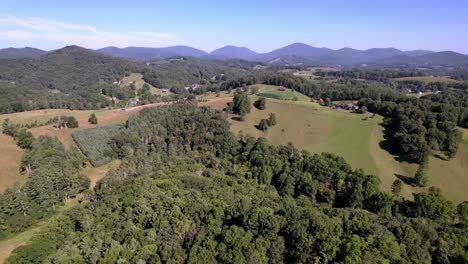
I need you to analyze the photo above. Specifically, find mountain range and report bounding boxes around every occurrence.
[1,43,468,67]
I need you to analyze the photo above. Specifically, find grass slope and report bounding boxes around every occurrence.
[120,73,166,95]
[255,84,310,101]
[0,134,25,192]
[225,96,467,202]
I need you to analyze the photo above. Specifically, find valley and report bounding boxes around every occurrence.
[0,7,467,261]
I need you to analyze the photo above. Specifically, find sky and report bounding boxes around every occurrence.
[1,0,467,53]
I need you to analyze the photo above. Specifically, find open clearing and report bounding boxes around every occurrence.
[120,73,167,95]
[393,76,463,84]
[206,96,467,202]
[0,102,170,149]
[0,134,25,192]
[0,224,41,264]
[83,159,122,190]
[255,84,310,101]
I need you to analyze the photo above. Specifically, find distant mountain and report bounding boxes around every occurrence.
[90,43,468,67]
[316,47,403,65]
[0,47,47,59]
[370,51,468,67]
[260,42,332,61]
[96,46,207,61]
[403,50,433,57]
[209,45,259,60]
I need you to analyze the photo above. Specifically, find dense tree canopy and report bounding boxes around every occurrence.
[0,136,88,237]
[7,104,467,263]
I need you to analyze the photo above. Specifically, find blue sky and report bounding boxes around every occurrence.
[1,0,467,53]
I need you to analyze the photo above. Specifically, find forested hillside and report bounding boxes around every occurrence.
[143,57,263,90]
[6,104,467,263]
[0,46,147,113]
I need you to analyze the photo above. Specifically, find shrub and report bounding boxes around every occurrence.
[254,97,266,110]
[88,113,98,124]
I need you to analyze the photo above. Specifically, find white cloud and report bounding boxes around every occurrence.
[0,15,179,49]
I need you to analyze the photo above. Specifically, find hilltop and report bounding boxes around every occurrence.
[0,46,148,113]
[0,47,47,59]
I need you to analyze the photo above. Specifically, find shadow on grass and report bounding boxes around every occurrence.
[395,173,417,186]
[378,124,419,164]
[433,153,448,161]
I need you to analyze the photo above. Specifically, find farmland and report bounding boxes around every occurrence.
[216,96,467,202]
[72,125,122,166]
[0,102,168,149]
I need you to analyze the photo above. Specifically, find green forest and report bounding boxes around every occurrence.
[4,104,467,263]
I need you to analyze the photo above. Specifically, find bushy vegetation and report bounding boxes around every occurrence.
[2,119,34,149]
[72,125,122,166]
[8,104,467,263]
[88,113,98,124]
[0,137,89,238]
[257,112,277,131]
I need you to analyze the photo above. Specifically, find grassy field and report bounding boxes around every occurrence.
[83,159,121,190]
[120,73,168,95]
[0,224,41,264]
[393,76,463,84]
[0,134,25,192]
[255,84,310,101]
[222,96,467,202]
[0,102,168,149]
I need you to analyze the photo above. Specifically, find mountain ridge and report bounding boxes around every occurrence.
[3,43,468,67]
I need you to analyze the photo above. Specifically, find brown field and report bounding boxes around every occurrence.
[198,96,232,110]
[0,102,170,149]
[0,134,25,192]
[229,99,334,148]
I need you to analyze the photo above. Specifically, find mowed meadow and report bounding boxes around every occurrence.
[203,90,468,203]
